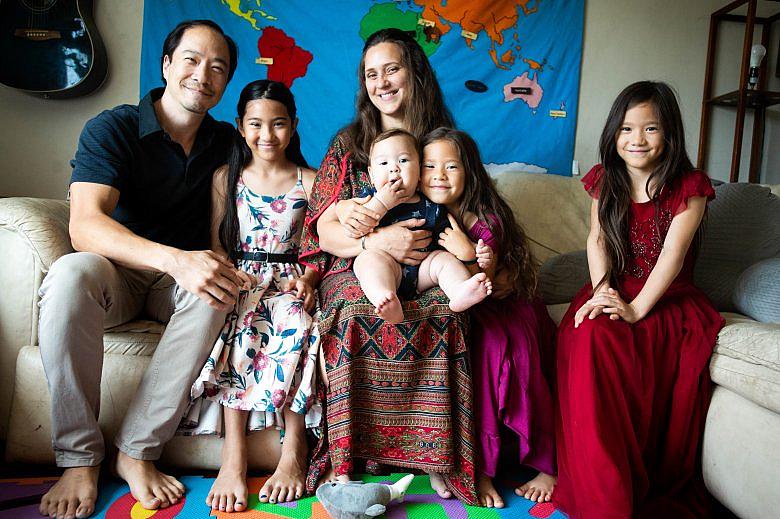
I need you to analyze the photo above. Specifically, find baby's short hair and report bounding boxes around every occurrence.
[369,128,420,159]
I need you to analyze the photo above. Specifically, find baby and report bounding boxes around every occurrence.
[353,129,492,323]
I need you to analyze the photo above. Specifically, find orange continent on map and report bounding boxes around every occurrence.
[257,27,313,88]
[413,0,538,68]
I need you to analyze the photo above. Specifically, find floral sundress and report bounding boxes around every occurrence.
[180,168,321,435]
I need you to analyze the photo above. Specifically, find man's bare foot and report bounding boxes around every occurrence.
[375,291,404,324]
[206,459,247,512]
[427,471,452,499]
[115,451,185,510]
[476,473,504,508]
[258,450,307,504]
[515,471,556,503]
[448,273,492,312]
[39,466,99,519]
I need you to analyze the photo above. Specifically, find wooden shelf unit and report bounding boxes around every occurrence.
[697,0,780,183]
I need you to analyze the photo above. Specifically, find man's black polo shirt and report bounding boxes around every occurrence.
[70,88,235,251]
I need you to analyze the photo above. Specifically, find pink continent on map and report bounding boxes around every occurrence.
[503,72,544,109]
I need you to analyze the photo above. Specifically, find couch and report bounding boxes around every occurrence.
[1,172,778,518]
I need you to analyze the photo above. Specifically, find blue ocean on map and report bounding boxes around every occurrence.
[141,1,584,176]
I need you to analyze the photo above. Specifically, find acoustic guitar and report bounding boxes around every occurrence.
[0,0,107,98]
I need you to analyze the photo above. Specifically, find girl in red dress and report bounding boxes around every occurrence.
[554,81,724,519]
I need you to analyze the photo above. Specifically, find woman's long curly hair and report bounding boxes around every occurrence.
[344,28,454,165]
[220,79,309,264]
[421,128,537,300]
[595,80,697,291]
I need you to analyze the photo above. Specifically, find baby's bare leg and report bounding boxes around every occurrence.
[353,250,404,323]
[417,250,492,312]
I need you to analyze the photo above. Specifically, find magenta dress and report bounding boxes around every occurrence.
[468,220,556,478]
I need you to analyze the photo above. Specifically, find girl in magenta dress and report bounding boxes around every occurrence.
[554,81,724,518]
[419,128,557,508]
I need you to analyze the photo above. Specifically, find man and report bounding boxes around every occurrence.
[38,20,241,519]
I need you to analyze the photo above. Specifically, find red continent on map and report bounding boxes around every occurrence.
[257,27,313,88]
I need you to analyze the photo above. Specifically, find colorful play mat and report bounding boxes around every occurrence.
[0,474,566,518]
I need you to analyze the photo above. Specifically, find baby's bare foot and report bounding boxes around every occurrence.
[448,273,492,312]
[515,471,556,503]
[39,466,99,519]
[476,472,504,508]
[427,471,452,499]
[375,291,404,324]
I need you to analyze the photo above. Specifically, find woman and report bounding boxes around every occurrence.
[299,28,477,503]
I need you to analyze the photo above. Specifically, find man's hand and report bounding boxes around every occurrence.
[166,250,242,311]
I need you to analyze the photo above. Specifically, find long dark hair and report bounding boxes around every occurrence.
[344,28,454,165]
[421,128,537,300]
[220,80,309,263]
[596,80,696,290]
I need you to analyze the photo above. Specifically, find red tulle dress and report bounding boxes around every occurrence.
[553,166,725,519]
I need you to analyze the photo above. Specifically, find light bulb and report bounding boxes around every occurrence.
[748,44,767,89]
[750,44,767,67]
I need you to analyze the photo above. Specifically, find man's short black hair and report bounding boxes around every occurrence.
[161,20,238,83]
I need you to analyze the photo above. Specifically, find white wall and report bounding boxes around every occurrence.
[0,1,142,199]
[0,0,777,198]
[574,0,779,184]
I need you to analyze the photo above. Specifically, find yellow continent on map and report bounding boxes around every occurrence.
[220,0,277,30]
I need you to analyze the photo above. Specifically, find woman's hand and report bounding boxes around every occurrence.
[281,277,316,313]
[438,214,476,261]
[369,219,431,265]
[475,239,494,270]
[335,196,381,238]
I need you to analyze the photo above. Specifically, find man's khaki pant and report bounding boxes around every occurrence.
[38,252,227,467]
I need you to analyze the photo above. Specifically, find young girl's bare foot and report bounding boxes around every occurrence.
[476,473,504,508]
[515,471,556,503]
[375,291,404,323]
[448,273,492,312]
[427,471,452,499]
[259,449,307,504]
[206,458,248,512]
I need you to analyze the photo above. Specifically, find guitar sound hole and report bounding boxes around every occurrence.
[20,0,59,13]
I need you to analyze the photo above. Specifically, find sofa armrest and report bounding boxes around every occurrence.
[0,197,72,272]
[0,197,71,440]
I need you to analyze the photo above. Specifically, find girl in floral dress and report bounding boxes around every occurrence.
[180,80,320,512]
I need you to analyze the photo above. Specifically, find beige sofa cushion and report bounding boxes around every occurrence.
[494,172,591,263]
[103,320,164,356]
[710,313,780,414]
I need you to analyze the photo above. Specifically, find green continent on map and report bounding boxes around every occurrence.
[257,27,313,88]
[220,0,277,30]
[359,3,440,57]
